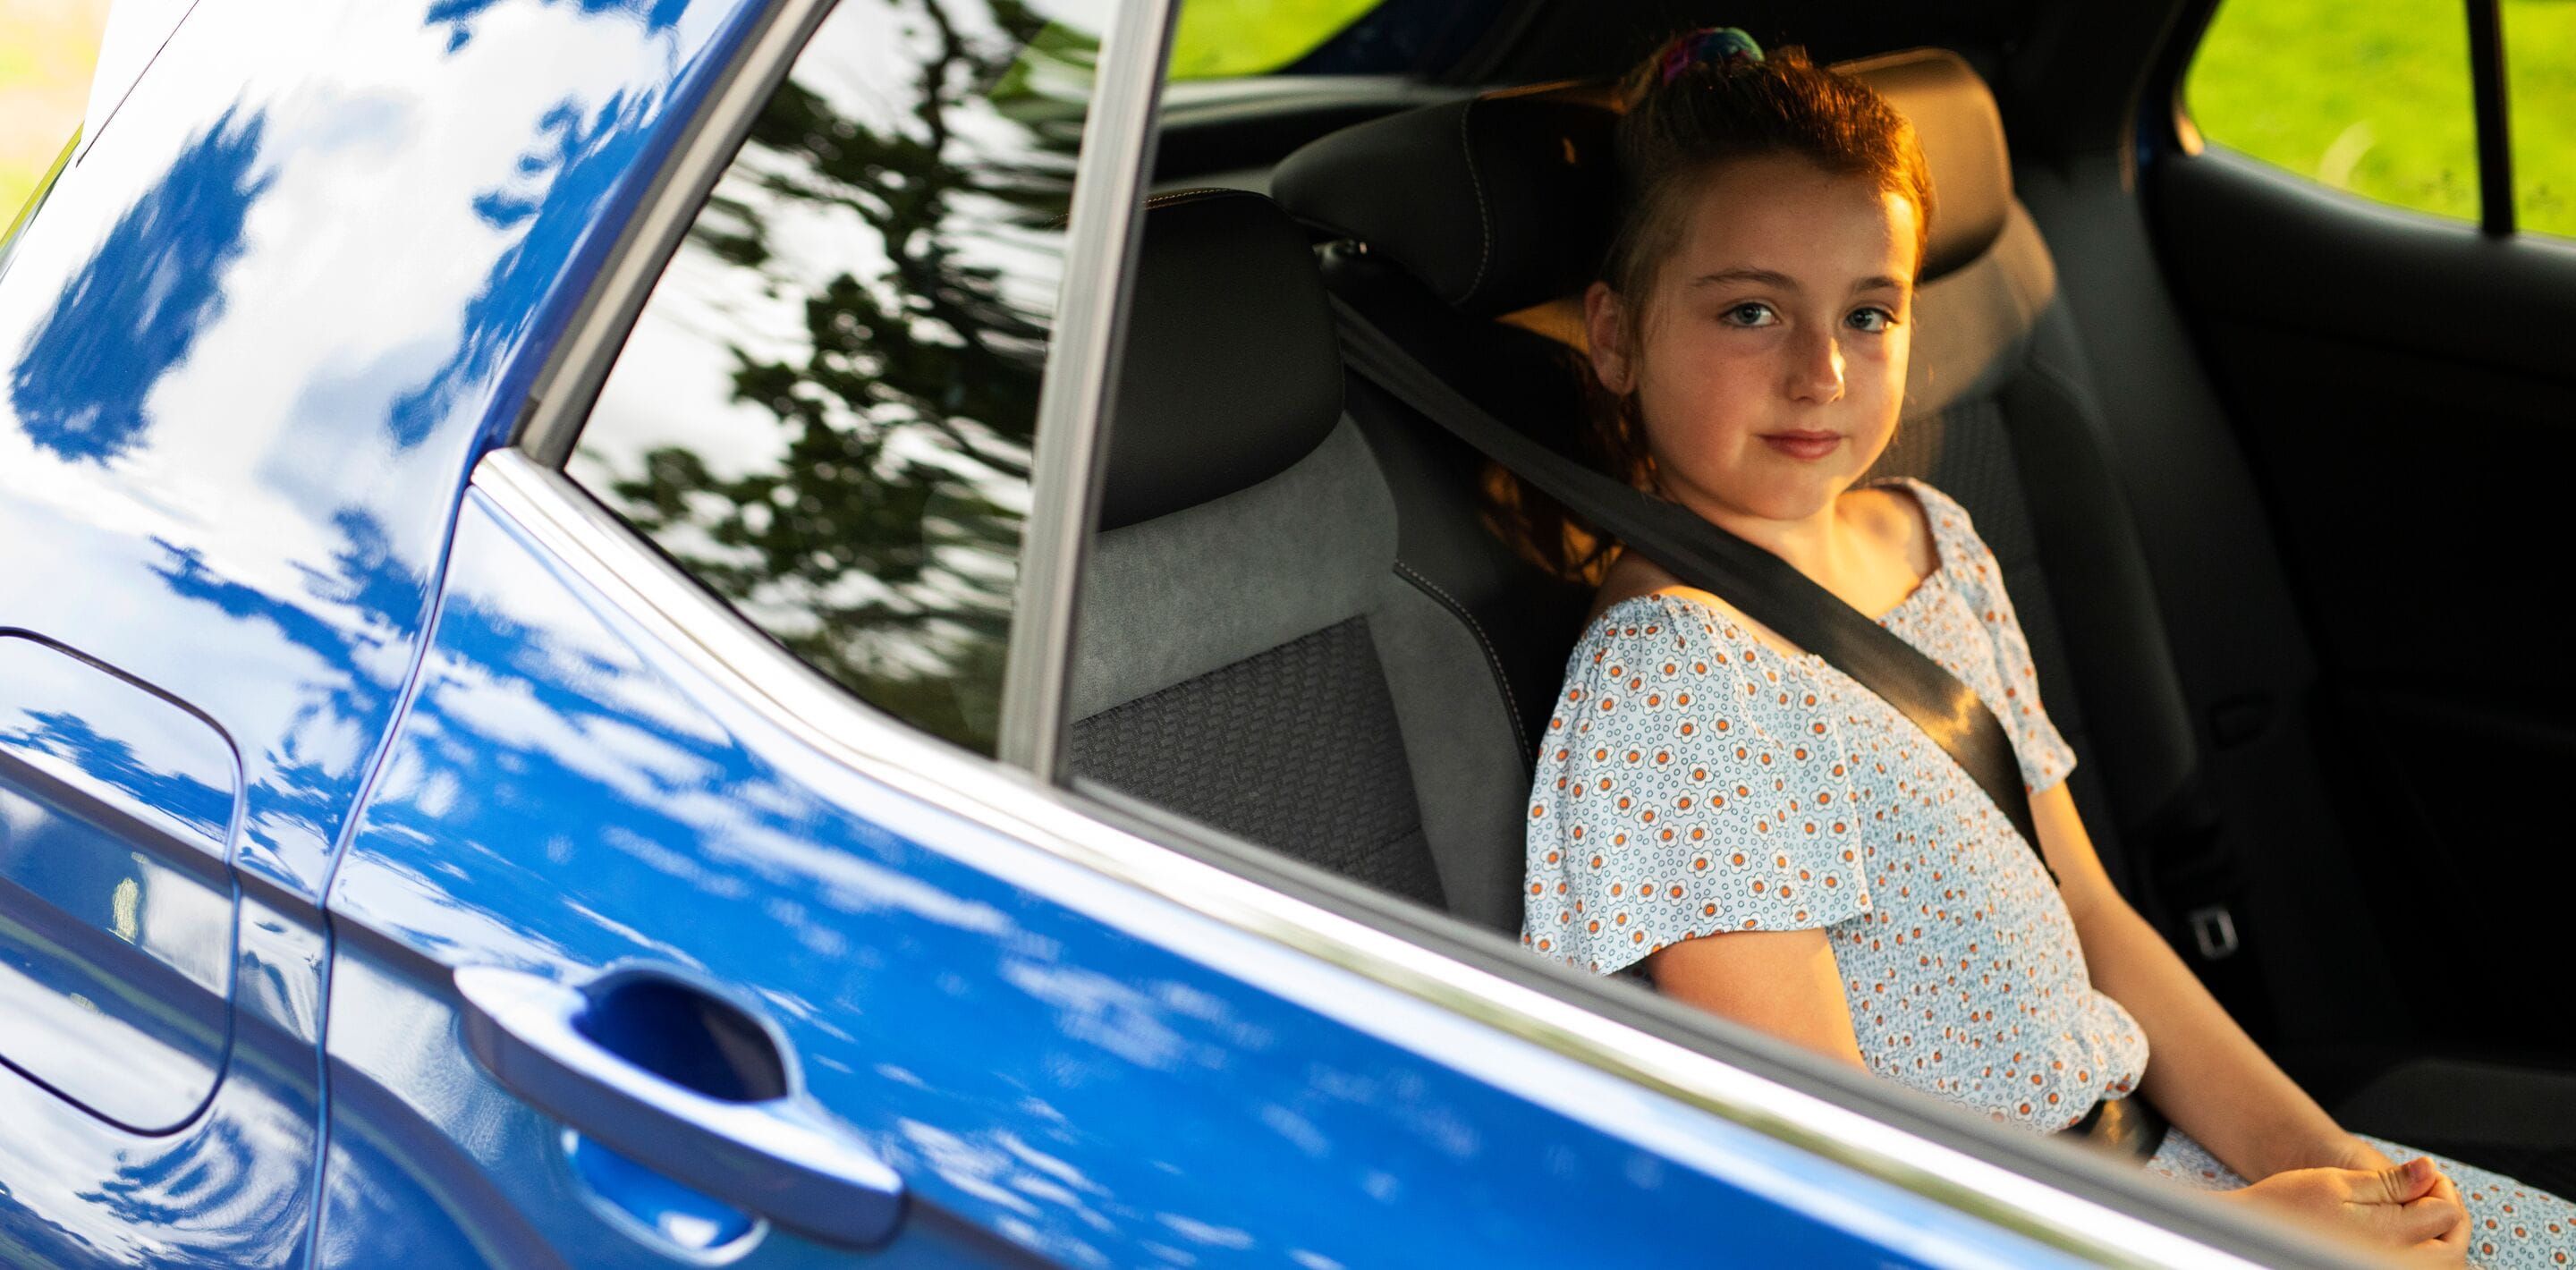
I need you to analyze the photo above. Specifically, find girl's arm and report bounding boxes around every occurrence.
[1644,929,1870,1069]
[2029,782,2358,1179]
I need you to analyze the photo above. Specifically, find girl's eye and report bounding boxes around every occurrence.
[1846,307,1897,333]
[1721,301,1777,327]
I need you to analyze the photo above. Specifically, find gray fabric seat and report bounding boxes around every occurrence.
[1071,188,1532,929]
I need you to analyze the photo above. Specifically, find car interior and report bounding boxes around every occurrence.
[1067,0,2576,1198]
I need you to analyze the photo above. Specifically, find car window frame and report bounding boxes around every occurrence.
[488,1,2357,1263]
[2156,0,2523,237]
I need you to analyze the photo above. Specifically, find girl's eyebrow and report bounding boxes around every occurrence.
[1688,267,1798,290]
[1688,268,1911,293]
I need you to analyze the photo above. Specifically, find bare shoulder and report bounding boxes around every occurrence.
[1584,552,1674,627]
[1583,551,1760,639]
[1840,481,1939,580]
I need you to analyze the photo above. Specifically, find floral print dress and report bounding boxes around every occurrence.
[1520,479,2576,1267]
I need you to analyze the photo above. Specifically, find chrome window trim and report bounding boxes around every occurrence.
[515,0,842,467]
[475,449,2316,1270]
[994,0,1176,780]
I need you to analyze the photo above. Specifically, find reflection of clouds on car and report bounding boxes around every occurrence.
[9,109,270,465]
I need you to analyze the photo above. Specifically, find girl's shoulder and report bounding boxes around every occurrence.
[1589,589,1719,639]
[1583,553,1795,662]
[1860,476,1987,563]
[1854,477,2013,612]
[1567,590,1808,700]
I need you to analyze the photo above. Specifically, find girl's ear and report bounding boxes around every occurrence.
[1583,281,1633,394]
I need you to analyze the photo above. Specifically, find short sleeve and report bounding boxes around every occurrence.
[1902,481,2079,795]
[1522,595,1875,976]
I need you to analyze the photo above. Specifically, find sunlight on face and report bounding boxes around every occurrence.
[1587,154,1921,524]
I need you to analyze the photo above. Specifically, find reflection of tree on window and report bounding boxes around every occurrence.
[574,0,1090,753]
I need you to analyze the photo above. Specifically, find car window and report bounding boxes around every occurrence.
[1166,0,1385,78]
[2184,0,2480,224]
[2503,2,2575,237]
[1165,0,1509,80]
[2186,0,2574,238]
[566,0,1110,756]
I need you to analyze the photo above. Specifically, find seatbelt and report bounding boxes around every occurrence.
[1331,296,2053,877]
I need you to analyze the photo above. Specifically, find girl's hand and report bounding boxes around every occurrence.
[2309,1134,2475,1257]
[2221,1156,2470,1266]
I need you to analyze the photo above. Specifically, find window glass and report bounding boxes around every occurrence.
[569,0,1102,755]
[1163,0,1506,80]
[1166,0,1384,78]
[2186,0,2479,224]
[2504,0,2576,237]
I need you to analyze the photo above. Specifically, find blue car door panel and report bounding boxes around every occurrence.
[313,478,2095,1268]
[0,631,242,1133]
[0,0,755,1258]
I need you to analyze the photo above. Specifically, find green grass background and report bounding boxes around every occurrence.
[1165,0,1380,79]
[2187,0,2575,234]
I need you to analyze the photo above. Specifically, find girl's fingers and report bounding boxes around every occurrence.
[2370,1157,2441,1206]
[2366,1194,2469,1246]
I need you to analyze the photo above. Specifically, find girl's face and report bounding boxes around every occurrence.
[1585,154,1920,524]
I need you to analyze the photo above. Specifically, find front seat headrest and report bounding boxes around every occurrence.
[1099,189,1344,531]
[1270,47,2012,318]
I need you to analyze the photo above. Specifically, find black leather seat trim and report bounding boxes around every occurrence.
[1103,189,1346,529]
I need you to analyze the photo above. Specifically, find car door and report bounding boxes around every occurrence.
[2140,0,2576,1064]
[0,0,760,1263]
[304,0,2353,1266]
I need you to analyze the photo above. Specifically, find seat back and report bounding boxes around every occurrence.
[1072,189,1536,928]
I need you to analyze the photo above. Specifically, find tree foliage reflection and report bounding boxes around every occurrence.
[577,0,1088,752]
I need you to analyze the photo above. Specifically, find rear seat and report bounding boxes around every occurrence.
[1071,188,1537,931]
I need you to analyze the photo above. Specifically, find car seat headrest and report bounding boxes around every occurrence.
[1270,47,2012,318]
[1100,189,1344,531]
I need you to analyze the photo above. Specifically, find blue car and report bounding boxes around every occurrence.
[4,0,2568,1264]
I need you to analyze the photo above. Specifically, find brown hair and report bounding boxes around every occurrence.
[1487,36,1934,584]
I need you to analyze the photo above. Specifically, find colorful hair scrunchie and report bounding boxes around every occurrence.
[1657,26,1766,85]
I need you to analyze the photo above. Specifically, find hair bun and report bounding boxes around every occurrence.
[1656,26,1765,86]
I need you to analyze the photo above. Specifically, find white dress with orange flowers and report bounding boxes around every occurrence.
[1521,478,2137,1129]
[1518,478,2576,1267]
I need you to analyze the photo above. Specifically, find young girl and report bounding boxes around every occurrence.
[1520,27,2572,1268]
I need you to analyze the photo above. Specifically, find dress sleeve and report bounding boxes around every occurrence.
[1523,595,1874,977]
[1904,481,2079,795]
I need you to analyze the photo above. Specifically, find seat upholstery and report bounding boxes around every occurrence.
[1072,188,1535,929]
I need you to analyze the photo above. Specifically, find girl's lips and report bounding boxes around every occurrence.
[1759,431,1843,461]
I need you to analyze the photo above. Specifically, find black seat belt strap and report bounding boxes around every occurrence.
[1330,296,2052,873]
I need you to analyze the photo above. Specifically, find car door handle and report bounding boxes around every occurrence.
[453,965,905,1248]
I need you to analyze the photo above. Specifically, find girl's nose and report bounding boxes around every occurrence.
[1788,327,1847,403]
